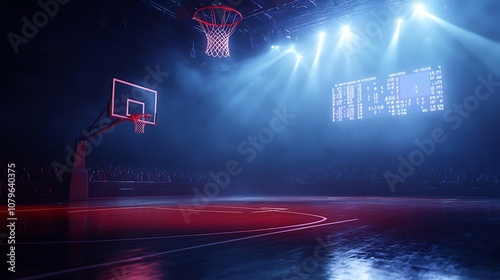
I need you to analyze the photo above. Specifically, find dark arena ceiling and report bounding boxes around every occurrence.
[3,0,448,65]
[139,0,421,54]
[115,0,433,57]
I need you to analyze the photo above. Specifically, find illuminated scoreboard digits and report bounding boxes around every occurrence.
[332,65,444,122]
[332,77,374,122]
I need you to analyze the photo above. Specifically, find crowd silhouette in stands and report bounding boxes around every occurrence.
[287,156,500,185]
[1,140,499,200]
[87,160,210,183]
[86,157,500,185]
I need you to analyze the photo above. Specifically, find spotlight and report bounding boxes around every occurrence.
[316,32,326,60]
[295,54,303,60]
[271,45,275,49]
[340,25,351,41]
[342,25,350,34]
[398,18,403,25]
[415,4,425,14]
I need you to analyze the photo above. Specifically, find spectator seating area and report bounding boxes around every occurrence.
[1,140,499,200]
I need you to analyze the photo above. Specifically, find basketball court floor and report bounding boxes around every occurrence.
[4,196,500,279]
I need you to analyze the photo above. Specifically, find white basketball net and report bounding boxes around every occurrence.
[193,6,242,58]
[134,121,146,134]
[131,114,151,134]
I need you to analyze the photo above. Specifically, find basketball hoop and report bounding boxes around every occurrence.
[130,114,152,134]
[193,6,242,58]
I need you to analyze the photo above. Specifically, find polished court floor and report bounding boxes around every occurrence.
[2,196,500,279]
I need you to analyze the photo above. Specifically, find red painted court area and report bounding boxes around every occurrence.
[2,197,500,279]
[13,201,351,241]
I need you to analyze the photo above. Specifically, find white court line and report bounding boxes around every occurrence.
[252,210,281,213]
[0,204,287,214]
[68,205,280,214]
[19,218,359,280]
[260,207,289,211]
[68,206,151,213]
[66,205,282,214]
[19,206,327,245]
[0,206,90,213]
[183,205,289,213]
[0,206,152,214]
[252,210,273,213]
[202,205,288,211]
[154,207,243,214]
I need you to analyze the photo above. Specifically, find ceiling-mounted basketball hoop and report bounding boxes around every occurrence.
[193,6,242,58]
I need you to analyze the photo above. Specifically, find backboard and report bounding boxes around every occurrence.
[110,78,157,125]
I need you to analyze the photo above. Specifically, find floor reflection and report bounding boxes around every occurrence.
[325,236,464,279]
[98,251,165,280]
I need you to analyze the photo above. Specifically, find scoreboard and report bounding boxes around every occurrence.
[332,66,444,122]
